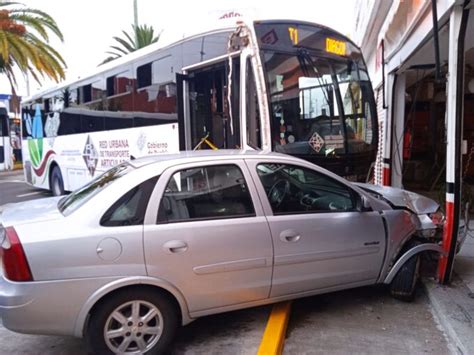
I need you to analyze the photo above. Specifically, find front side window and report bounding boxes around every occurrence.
[256,163,355,215]
[158,165,254,223]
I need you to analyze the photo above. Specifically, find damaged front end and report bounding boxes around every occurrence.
[356,183,467,252]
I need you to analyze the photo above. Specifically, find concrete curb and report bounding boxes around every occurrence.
[0,170,23,177]
[423,277,474,354]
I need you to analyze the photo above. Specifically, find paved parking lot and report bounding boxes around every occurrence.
[0,286,452,354]
[285,286,450,354]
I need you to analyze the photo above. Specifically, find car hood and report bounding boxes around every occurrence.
[0,196,64,227]
[355,183,439,214]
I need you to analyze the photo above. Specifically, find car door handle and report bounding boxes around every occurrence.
[280,230,301,243]
[163,240,188,254]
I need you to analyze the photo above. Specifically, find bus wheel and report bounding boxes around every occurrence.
[50,166,65,196]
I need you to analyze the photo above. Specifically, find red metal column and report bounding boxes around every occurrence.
[382,159,391,186]
[438,4,469,284]
[382,74,397,187]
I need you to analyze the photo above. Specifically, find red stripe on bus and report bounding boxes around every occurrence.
[32,150,56,177]
[438,201,454,282]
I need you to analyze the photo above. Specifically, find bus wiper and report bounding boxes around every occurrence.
[297,49,331,110]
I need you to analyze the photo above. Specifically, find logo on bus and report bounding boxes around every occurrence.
[83,135,99,176]
[137,131,147,151]
[309,132,325,153]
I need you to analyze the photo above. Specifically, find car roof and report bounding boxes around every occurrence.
[128,149,293,169]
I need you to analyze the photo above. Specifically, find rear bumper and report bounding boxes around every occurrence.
[0,274,120,337]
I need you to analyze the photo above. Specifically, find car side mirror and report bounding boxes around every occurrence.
[360,195,372,211]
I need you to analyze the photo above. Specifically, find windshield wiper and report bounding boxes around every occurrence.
[297,49,331,111]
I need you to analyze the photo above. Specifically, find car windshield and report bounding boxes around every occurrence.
[58,163,134,216]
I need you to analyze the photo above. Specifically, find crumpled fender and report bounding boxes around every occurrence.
[383,243,446,284]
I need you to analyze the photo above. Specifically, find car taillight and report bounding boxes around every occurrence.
[1,227,33,282]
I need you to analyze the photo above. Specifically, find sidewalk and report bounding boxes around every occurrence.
[456,232,474,294]
[424,230,474,354]
[0,169,24,180]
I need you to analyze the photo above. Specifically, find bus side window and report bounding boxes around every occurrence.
[100,68,135,130]
[133,49,179,127]
[58,111,81,135]
[246,58,261,149]
[137,63,152,89]
[182,33,229,68]
[81,115,104,133]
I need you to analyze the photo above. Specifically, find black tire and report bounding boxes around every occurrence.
[389,254,421,302]
[85,289,178,355]
[50,166,64,196]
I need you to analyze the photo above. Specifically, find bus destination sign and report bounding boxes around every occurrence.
[288,27,299,45]
[326,37,346,56]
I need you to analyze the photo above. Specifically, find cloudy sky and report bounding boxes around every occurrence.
[0,0,356,97]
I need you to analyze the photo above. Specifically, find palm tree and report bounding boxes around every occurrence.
[0,1,66,94]
[101,24,161,64]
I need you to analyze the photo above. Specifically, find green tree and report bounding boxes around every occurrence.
[101,24,160,64]
[0,1,66,94]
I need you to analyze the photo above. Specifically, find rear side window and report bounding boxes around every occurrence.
[59,163,134,216]
[158,164,254,223]
[101,176,158,226]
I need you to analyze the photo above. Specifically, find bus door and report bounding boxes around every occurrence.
[177,56,241,151]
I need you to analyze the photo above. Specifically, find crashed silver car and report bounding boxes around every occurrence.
[0,151,446,354]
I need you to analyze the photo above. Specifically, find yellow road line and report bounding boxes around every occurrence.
[257,301,292,355]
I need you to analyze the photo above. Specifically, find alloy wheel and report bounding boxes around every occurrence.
[103,300,164,354]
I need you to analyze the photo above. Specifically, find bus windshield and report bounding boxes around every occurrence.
[255,22,377,160]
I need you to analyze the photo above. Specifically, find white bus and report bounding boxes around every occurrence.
[21,19,378,195]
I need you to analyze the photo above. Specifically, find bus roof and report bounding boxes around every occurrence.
[22,18,356,104]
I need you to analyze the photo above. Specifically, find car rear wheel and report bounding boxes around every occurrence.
[389,254,421,302]
[86,289,178,354]
[50,166,64,196]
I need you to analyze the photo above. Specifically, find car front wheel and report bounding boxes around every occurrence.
[389,254,421,302]
[86,289,178,354]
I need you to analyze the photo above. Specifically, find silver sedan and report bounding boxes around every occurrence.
[0,150,446,354]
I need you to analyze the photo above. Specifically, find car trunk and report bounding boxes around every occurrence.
[0,197,64,227]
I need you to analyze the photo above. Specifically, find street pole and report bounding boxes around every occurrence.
[134,0,139,45]
[25,72,30,97]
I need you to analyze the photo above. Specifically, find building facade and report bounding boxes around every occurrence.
[354,0,474,283]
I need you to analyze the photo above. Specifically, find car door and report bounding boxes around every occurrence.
[246,159,386,298]
[143,160,273,313]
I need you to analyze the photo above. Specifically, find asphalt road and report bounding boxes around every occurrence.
[0,171,50,206]
[0,170,453,354]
